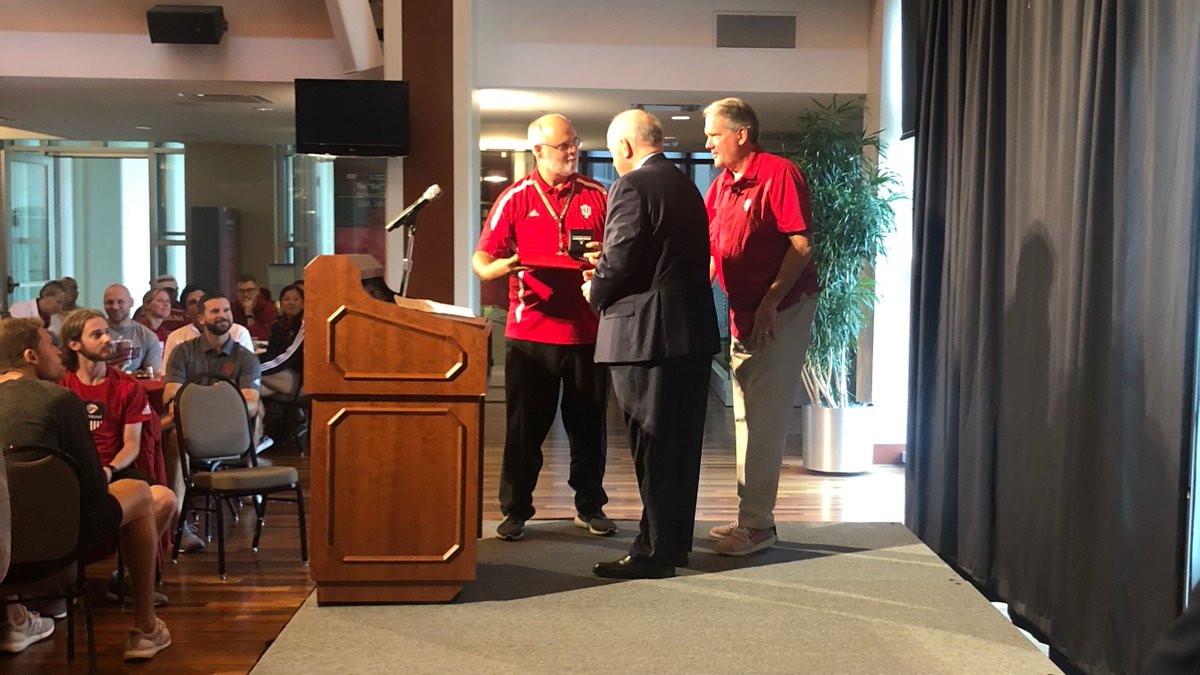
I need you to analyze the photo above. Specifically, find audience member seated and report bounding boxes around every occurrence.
[103,285,163,375]
[59,309,175,563]
[0,319,173,662]
[163,293,263,434]
[7,281,67,340]
[232,274,278,342]
[136,288,187,344]
[163,285,253,369]
[60,276,79,313]
[259,285,304,401]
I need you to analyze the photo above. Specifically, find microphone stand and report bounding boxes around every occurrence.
[398,220,417,298]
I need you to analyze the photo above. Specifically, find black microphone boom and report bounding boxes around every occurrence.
[386,184,444,232]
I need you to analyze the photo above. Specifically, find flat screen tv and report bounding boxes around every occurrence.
[294,79,410,156]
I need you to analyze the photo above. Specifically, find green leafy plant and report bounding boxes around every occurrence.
[791,96,901,408]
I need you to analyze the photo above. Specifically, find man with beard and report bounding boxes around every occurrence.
[0,318,173,661]
[472,113,613,541]
[58,308,175,602]
[60,309,173,505]
[163,294,262,418]
[163,285,254,368]
[103,284,163,375]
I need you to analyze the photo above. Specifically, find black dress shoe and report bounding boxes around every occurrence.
[593,555,676,579]
[673,553,689,568]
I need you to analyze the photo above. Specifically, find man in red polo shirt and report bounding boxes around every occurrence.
[703,97,819,556]
[472,113,613,542]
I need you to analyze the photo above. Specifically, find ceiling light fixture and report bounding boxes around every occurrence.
[255,107,275,112]
[482,174,509,183]
[670,115,691,121]
[135,125,153,130]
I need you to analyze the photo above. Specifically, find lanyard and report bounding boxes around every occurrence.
[534,180,574,253]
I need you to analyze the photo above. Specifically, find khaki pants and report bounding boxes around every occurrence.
[729,297,817,530]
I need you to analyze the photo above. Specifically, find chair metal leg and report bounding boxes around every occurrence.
[215,491,227,580]
[204,493,213,541]
[82,586,97,675]
[227,496,240,523]
[66,591,76,663]
[252,495,267,552]
[296,486,309,564]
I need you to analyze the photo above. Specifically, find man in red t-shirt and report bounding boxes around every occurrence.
[703,97,820,556]
[472,113,613,542]
[58,309,176,546]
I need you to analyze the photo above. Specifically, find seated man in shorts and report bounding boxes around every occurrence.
[58,309,175,602]
[0,318,173,662]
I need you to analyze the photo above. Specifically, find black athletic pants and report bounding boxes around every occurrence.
[498,338,609,520]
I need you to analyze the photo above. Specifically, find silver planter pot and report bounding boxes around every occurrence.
[802,405,874,474]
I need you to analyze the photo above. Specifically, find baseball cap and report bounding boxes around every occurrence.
[152,274,178,291]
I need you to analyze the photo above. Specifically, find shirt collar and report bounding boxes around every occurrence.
[531,169,575,195]
[633,152,662,171]
[202,336,237,355]
[719,147,764,190]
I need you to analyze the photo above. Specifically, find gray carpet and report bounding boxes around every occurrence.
[253,521,1059,674]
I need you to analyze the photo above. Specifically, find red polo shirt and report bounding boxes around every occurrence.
[477,171,607,345]
[59,369,154,465]
[706,149,818,340]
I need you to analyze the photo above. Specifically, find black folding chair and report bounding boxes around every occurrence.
[171,376,307,579]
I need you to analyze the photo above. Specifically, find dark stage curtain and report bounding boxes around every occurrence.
[905,1,1200,672]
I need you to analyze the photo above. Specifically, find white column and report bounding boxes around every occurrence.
[383,0,406,292]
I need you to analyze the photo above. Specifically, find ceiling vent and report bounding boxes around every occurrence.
[630,103,701,113]
[176,93,274,104]
[715,13,796,49]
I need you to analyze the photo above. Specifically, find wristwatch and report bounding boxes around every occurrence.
[104,464,117,482]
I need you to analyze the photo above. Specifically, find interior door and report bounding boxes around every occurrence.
[4,153,56,306]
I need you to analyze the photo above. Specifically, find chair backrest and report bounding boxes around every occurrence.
[175,375,253,463]
[3,446,83,568]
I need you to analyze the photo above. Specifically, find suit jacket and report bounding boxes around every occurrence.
[590,154,719,364]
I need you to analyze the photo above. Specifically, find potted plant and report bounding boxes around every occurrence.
[790,96,901,473]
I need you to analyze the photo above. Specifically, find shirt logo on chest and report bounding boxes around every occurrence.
[744,197,753,212]
[528,209,541,218]
[580,204,592,219]
[85,400,106,432]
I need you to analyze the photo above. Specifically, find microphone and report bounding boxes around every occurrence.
[386,184,444,232]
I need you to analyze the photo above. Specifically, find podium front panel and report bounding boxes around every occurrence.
[310,399,483,585]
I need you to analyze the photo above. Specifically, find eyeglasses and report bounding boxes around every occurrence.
[539,138,583,154]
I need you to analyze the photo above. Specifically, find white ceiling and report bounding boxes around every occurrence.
[0,76,840,153]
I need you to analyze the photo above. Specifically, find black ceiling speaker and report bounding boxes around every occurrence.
[147,5,228,45]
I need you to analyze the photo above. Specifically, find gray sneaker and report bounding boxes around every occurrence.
[496,515,525,541]
[123,617,172,662]
[574,511,617,536]
[179,521,206,553]
[0,606,54,653]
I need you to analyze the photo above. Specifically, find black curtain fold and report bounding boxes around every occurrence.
[906,1,1200,672]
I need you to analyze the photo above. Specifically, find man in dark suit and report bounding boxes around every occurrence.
[585,110,719,579]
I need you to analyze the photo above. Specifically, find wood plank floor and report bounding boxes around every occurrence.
[1,394,903,674]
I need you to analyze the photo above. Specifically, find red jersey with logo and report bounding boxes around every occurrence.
[477,171,607,345]
[706,149,819,340]
[59,369,154,465]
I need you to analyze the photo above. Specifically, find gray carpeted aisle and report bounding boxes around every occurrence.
[253,521,1059,674]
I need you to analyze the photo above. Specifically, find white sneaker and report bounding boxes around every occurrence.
[1,606,55,653]
[123,617,172,662]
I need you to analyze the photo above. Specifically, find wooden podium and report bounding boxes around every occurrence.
[305,255,488,604]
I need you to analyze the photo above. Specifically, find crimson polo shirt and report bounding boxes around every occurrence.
[59,369,153,466]
[477,171,607,345]
[706,149,819,340]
